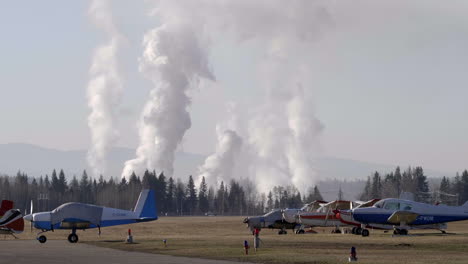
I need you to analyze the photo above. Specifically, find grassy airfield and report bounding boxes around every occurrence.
[15,216,468,264]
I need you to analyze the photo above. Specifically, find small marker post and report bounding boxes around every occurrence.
[349,246,357,262]
[126,229,133,244]
[244,240,250,255]
[163,239,167,247]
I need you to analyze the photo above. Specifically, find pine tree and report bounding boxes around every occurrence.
[166,177,175,215]
[359,176,371,201]
[186,176,197,215]
[198,177,209,214]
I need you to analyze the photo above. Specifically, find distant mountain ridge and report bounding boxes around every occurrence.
[0,143,447,185]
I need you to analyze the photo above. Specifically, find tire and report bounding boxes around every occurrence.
[361,229,370,237]
[68,234,79,243]
[38,235,47,243]
[393,229,400,235]
[297,229,305,234]
[351,227,357,234]
[400,229,408,235]
[356,227,362,235]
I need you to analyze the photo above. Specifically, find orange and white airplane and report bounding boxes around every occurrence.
[0,200,24,238]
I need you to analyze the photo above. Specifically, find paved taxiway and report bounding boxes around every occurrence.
[0,240,243,264]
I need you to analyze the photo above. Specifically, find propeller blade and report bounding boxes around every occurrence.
[30,200,33,214]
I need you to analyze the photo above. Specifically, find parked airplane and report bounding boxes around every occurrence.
[0,200,24,238]
[282,200,326,233]
[335,199,447,236]
[350,198,462,237]
[23,189,157,243]
[292,200,353,233]
[243,209,299,235]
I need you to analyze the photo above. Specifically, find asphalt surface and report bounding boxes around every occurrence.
[0,240,243,264]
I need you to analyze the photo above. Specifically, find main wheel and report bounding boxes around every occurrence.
[355,227,362,235]
[68,234,79,243]
[351,227,357,234]
[297,229,305,234]
[38,235,47,243]
[393,229,400,235]
[400,229,408,235]
[361,229,370,237]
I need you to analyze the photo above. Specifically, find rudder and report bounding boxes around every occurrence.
[134,189,157,220]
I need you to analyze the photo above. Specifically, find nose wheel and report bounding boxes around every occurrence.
[37,235,47,243]
[68,233,79,243]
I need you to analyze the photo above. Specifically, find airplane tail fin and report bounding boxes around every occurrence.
[462,201,468,208]
[133,189,157,220]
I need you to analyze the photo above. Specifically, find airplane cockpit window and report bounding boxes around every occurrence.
[400,203,412,211]
[374,200,384,208]
[384,202,400,210]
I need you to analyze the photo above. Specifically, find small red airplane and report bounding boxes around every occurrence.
[0,200,24,238]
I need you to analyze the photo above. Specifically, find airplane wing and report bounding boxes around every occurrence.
[387,211,419,224]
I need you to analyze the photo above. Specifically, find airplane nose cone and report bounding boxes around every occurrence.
[23,214,33,222]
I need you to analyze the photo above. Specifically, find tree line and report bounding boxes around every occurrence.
[0,169,324,216]
[359,166,468,205]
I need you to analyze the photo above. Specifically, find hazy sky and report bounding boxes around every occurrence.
[1,1,467,173]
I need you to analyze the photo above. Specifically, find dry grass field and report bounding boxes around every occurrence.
[13,217,468,264]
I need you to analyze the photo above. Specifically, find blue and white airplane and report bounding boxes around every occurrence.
[350,198,468,236]
[23,189,157,243]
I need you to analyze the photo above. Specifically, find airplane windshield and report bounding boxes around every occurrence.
[374,200,384,208]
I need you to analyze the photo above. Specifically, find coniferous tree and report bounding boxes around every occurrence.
[359,176,371,201]
[166,177,175,215]
[198,177,209,214]
[185,176,197,215]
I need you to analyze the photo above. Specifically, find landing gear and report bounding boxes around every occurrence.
[36,230,49,243]
[278,228,287,235]
[351,227,357,234]
[295,229,305,234]
[361,229,370,237]
[393,229,408,235]
[68,229,79,243]
[38,235,47,243]
[355,227,362,235]
[331,228,342,234]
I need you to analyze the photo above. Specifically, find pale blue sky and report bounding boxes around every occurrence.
[1,1,467,173]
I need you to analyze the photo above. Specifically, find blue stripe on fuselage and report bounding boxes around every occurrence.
[33,218,156,230]
[353,212,468,225]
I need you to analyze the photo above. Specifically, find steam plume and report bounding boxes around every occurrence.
[87,0,123,177]
[122,22,214,179]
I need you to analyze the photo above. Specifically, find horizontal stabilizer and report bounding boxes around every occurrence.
[387,211,419,224]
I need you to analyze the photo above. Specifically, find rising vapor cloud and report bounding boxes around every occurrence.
[121,20,214,179]
[87,0,123,177]
[122,0,329,194]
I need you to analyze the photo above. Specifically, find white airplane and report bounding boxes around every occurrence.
[283,200,353,233]
[23,189,157,243]
[349,198,464,237]
[335,199,447,236]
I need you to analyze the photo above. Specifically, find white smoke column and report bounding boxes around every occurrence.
[197,103,243,187]
[197,127,243,187]
[87,0,123,177]
[287,83,324,194]
[122,22,214,179]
